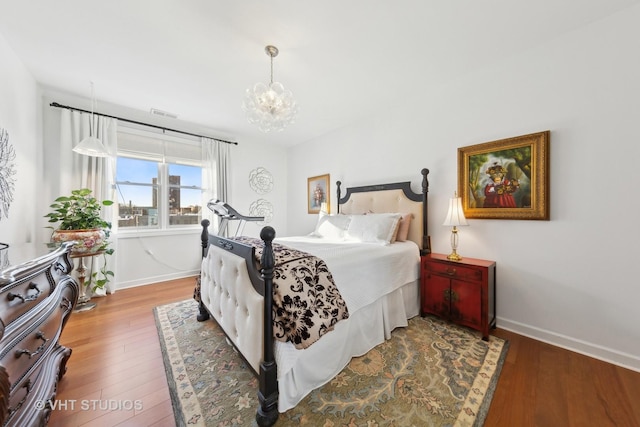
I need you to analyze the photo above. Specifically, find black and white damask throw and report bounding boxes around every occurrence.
[233,236,349,349]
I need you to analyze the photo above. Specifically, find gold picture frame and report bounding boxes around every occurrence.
[458,131,550,220]
[307,174,330,214]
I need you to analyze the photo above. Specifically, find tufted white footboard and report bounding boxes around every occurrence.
[197,223,279,426]
[200,243,264,373]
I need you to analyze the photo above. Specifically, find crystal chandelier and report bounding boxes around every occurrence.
[242,45,299,133]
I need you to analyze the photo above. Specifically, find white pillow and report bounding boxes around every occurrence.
[345,213,401,245]
[312,211,351,239]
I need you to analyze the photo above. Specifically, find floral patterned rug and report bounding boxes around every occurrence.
[154,299,508,427]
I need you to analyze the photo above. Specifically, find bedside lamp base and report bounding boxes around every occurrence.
[446,250,463,261]
[447,226,463,261]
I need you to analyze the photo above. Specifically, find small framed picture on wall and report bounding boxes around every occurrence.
[307,174,330,214]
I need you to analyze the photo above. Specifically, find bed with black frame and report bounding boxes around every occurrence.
[194,168,430,426]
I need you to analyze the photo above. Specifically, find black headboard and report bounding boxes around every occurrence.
[335,168,430,254]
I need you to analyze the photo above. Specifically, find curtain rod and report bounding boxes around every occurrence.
[49,102,238,146]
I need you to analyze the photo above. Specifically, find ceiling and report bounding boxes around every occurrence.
[0,0,637,146]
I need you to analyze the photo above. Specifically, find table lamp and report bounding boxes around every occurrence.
[443,191,468,261]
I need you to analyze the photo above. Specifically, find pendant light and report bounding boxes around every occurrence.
[73,82,109,157]
[242,45,299,133]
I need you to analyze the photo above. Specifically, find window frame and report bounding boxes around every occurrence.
[115,126,205,235]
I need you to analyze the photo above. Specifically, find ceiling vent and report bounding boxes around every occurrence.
[150,108,178,119]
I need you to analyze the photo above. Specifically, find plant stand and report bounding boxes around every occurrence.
[71,251,103,312]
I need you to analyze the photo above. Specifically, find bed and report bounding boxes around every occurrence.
[194,168,430,426]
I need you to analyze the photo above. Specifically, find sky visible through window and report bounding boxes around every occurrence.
[116,158,202,208]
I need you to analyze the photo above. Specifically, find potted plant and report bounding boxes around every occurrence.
[45,188,115,291]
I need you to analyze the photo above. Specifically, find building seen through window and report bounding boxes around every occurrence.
[115,129,204,230]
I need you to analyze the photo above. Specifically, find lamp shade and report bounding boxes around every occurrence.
[73,81,109,158]
[73,136,110,158]
[443,195,468,227]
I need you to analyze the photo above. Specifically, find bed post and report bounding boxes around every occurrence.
[421,168,431,255]
[256,226,279,427]
[196,219,211,322]
[200,219,210,258]
[336,181,342,214]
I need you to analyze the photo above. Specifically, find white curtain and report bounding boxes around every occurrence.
[59,109,118,295]
[202,137,231,236]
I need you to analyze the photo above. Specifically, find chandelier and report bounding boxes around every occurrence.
[242,45,299,133]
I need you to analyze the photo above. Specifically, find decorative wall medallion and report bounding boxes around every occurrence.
[249,199,274,225]
[0,128,16,220]
[248,167,274,195]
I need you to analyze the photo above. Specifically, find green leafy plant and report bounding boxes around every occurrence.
[90,249,115,292]
[45,188,115,291]
[45,188,113,230]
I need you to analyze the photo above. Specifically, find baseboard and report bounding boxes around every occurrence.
[497,317,640,373]
[115,270,200,291]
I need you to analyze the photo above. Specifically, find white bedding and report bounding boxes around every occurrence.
[276,235,419,313]
[273,235,421,411]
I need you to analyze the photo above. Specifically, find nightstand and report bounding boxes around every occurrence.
[421,253,496,340]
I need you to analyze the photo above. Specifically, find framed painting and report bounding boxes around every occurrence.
[307,174,330,214]
[458,131,550,220]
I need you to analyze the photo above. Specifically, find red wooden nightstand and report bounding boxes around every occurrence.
[421,253,496,340]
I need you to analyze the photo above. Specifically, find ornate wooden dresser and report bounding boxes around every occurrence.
[0,242,78,426]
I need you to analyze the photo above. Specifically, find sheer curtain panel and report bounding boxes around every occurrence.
[58,110,118,295]
[202,137,231,236]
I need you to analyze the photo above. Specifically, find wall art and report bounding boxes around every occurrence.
[458,131,549,220]
[249,167,274,195]
[307,174,330,214]
[249,199,273,225]
[0,127,16,220]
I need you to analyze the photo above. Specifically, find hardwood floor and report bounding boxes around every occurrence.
[48,277,195,427]
[486,329,640,427]
[48,277,640,426]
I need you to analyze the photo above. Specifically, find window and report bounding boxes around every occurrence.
[115,127,205,231]
[167,163,202,226]
[116,157,160,228]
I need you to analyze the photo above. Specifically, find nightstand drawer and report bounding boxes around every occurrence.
[423,260,482,282]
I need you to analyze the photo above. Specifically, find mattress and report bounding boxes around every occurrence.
[273,235,421,411]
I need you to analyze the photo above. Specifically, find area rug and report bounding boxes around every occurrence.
[154,299,508,427]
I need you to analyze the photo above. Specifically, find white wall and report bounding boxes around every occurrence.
[0,32,39,246]
[228,140,288,240]
[287,6,640,371]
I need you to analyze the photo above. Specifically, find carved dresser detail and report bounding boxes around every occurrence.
[0,242,79,426]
